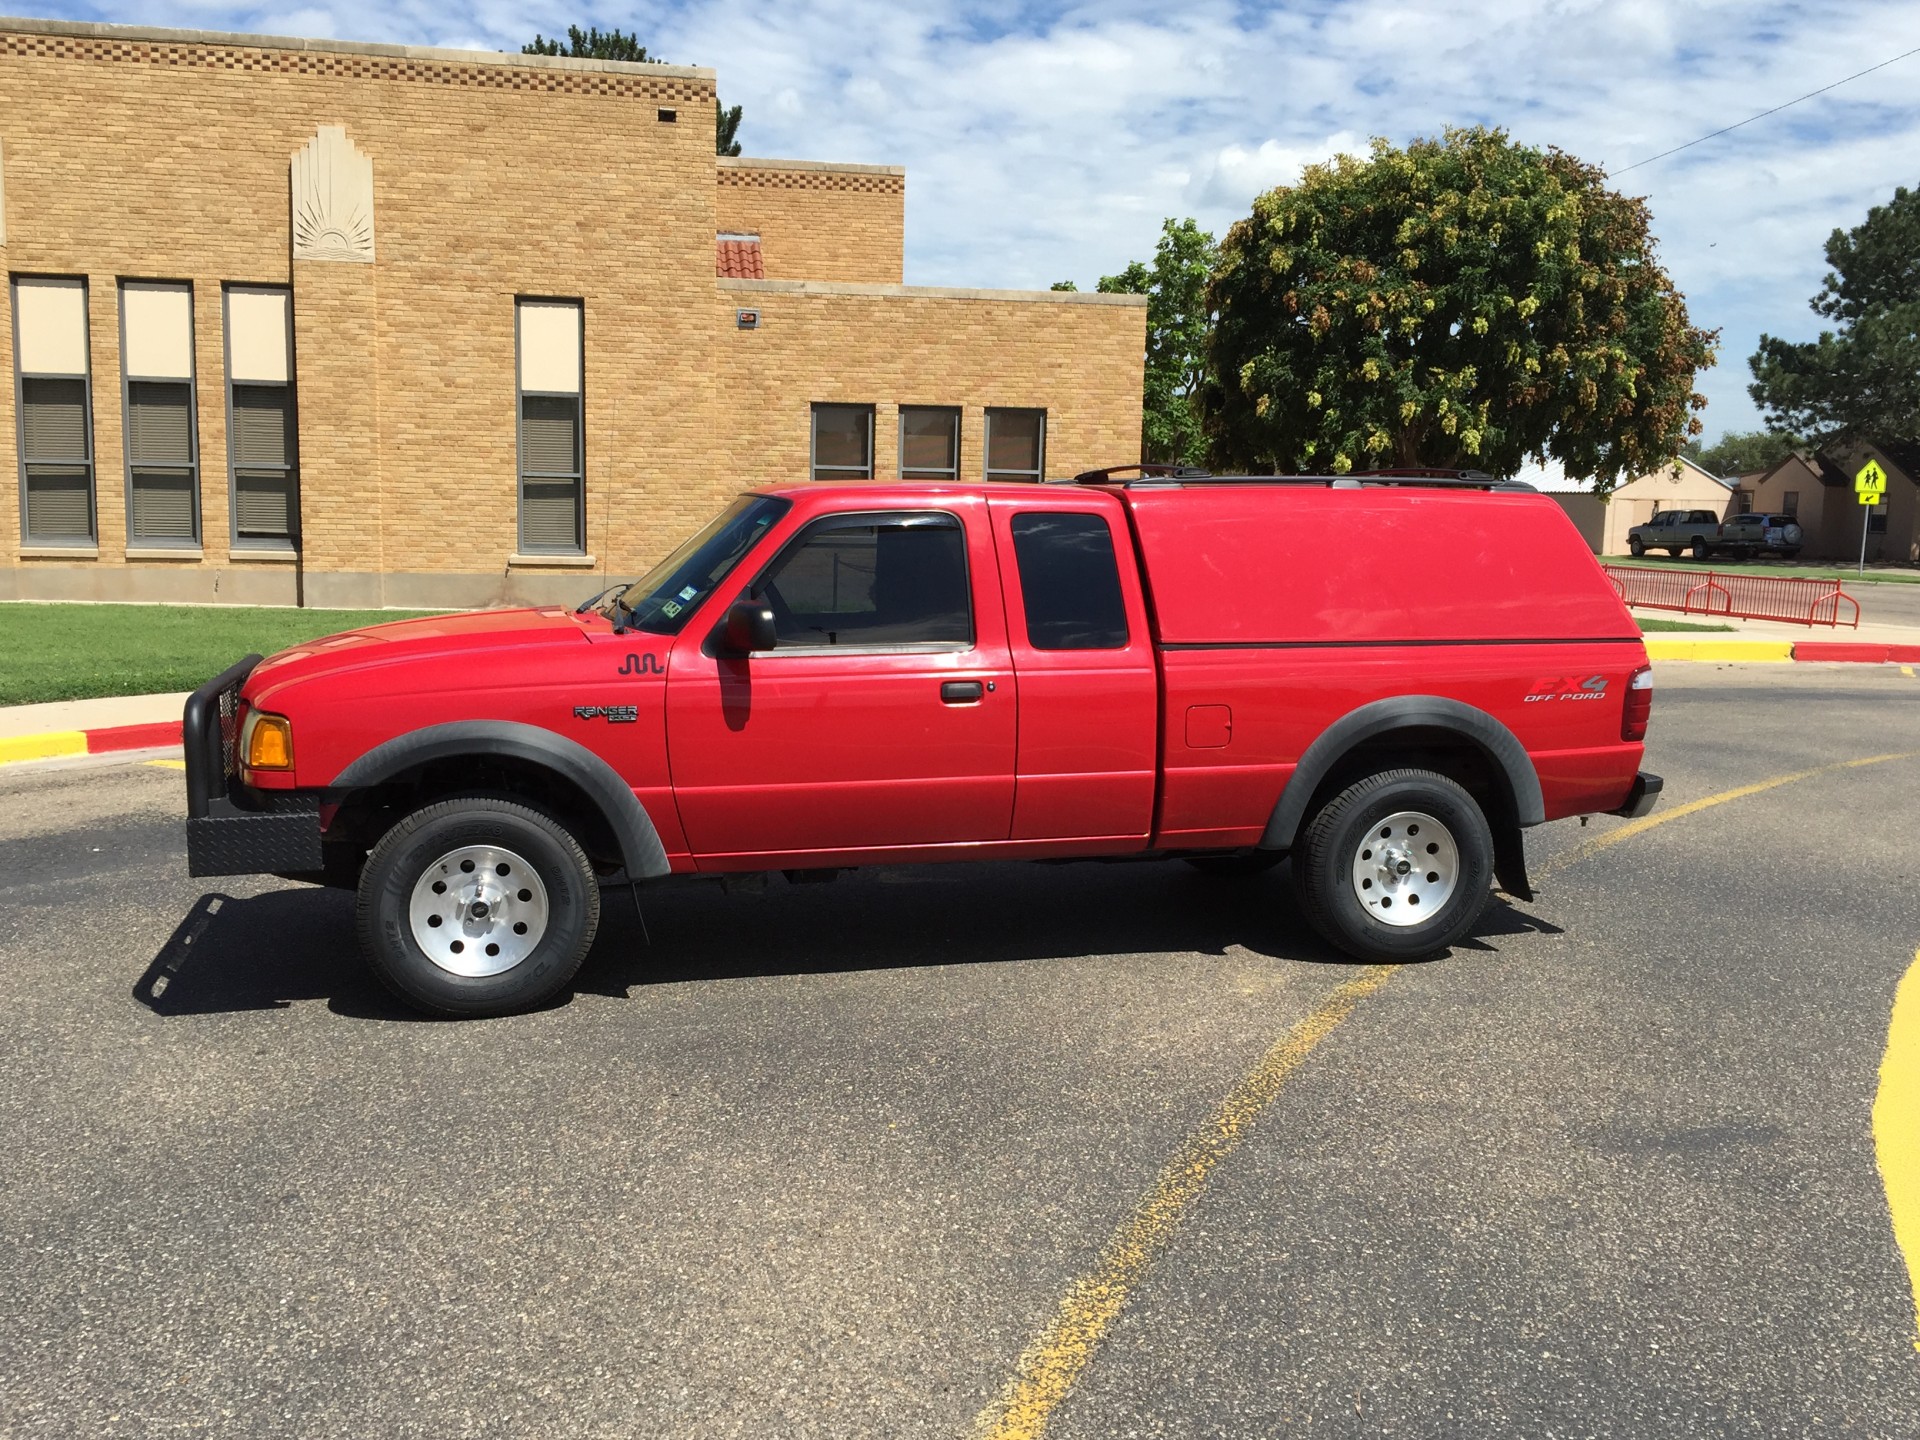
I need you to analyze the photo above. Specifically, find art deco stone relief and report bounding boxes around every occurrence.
[291,125,374,263]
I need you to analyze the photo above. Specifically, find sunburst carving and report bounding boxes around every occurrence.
[291,125,374,263]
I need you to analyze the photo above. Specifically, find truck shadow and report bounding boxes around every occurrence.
[132,864,1562,1019]
[575,861,1563,996]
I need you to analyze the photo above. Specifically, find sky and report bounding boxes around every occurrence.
[26,0,1920,445]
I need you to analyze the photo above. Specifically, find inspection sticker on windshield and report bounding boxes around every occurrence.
[678,586,699,600]
[660,601,682,617]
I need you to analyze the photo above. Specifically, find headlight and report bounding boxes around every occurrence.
[242,710,294,771]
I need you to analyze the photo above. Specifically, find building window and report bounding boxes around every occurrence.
[985,408,1046,482]
[1732,490,1752,515]
[899,406,960,480]
[120,281,199,546]
[11,277,96,545]
[1869,503,1889,535]
[811,404,873,480]
[1782,491,1798,516]
[516,299,584,553]
[225,286,299,548]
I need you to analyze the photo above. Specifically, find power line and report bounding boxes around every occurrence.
[1608,40,1920,177]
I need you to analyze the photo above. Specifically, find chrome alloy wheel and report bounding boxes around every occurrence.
[407,845,550,977]
[1349,810,1458,927]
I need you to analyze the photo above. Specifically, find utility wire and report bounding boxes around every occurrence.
[1608,40,1920,177]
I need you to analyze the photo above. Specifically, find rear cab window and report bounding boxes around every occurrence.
[1008,512,1129,650]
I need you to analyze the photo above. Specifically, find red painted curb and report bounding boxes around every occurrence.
[1794,642,1891,663]
[84,721,183,754]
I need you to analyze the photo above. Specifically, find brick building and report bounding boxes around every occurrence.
[0,18,1146,608]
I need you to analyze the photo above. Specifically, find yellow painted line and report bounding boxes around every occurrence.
[1540,751,1920,878]
[1877,948,1920,1353]
[969,964,1399,1440]
[1902,665,1916,679]
[1643,638,1794,663]
[974,746,1920,1434]
[145,759,187,770]
[0,731,88,766]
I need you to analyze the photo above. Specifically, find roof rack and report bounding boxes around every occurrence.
[1064,463,1212,484]
[1065,464,1538,493]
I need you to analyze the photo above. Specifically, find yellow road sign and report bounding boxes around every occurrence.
[1857,457,1887,501]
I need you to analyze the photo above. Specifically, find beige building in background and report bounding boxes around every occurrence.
[1543,456,1735,555]
[1,18,1146,608]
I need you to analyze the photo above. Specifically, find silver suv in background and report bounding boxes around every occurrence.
[1627,509,1725,559]
[1719,512,1803,559]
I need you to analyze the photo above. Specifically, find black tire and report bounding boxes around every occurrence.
[1665,548,1682,557]
[355,796,601,1018]
[1628,537,1646,557]
[1291,769,1493,962]
[1690,537,1711,560]
[1185,851,1285,879]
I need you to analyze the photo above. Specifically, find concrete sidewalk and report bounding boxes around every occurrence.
[0,691,187,741]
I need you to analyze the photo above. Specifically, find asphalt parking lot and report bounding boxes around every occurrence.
[2,664,1917,1438]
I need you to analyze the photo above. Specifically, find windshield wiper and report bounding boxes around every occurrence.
[575,582,638,634]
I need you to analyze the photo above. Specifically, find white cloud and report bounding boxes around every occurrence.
[1185,133,1367,211]
[33,0,1920,440]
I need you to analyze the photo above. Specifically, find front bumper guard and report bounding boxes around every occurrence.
[1609,771,1663,820]
[181,655,324,878]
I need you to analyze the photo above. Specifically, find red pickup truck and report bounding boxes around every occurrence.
[183,468,1659,1017]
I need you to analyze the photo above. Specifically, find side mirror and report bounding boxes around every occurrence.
[721,601,777,656]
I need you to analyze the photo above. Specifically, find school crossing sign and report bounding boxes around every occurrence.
[1856,458,1887,505]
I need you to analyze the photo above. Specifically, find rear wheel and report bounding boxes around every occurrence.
[1292,769,1493,962]
[1690,537,1711,560]
[355,796,601,1018]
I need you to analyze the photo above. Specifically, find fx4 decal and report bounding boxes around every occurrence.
[574,704,640,723]
[1524,675,1609,704]
[618,653,665,677]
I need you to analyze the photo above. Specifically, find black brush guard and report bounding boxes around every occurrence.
[182,655,325,878]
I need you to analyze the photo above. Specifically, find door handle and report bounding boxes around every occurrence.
[940,680,985,704]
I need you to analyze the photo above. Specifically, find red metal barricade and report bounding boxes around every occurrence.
[1601,565,1860,628]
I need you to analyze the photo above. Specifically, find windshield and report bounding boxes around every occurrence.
[612,496,791,635]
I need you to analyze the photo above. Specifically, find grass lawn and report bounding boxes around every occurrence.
[1637,617,1736,633]
[1610,557,1920,585]
[0,603,439,707]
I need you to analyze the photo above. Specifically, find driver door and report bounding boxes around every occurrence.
[665,496,1016,862]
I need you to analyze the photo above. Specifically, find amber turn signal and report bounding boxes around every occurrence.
[244,712,294,770]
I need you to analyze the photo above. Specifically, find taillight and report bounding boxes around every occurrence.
[1623,665,1653,741]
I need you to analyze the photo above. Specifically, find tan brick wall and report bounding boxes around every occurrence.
[717,159,905,284]
[2,21,1145,608]
[2,21,719,603]
[714,283,1146,487]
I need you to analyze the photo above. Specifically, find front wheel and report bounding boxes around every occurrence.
[355,796,602,1018]
[1292,769,1493,962]
[1628,537,1646,557]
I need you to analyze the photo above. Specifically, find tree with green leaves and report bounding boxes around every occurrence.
[1681,428,1804,478]
[1748,185,1920,448]
[716,101,743,157]
[1059,219,1218,464]
[523,26,745,157]
[1202,127,1716,494]
[523,26,653,62]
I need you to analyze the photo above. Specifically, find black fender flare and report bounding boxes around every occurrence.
[1258,695,1545,855]
[329,721,670,880]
